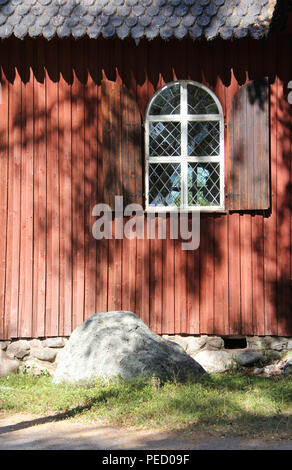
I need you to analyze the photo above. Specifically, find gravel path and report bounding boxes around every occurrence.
[0,413,291,450]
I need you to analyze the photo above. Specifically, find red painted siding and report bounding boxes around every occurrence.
[0,35,291,339]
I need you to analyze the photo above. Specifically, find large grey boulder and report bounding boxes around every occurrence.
[53,311,206,384]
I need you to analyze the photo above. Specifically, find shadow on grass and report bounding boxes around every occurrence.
[0,373,291,439]
[0,387,118,435]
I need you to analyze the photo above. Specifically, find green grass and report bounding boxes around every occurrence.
[1,372,292,439]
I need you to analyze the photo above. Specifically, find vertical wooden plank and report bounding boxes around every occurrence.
[122,220,136,313]
[162,218,175,334]
[33,39,46,338]
[248,38,265,336]
[102,80,120,207]
[187,38,200,83]
[290,75,292,337]
[58,39,72,335]
[239,40,253,335]
[228,227,241,334]
[213,40,229,335]
[171,38,187,83]
[240,215,253,334]
[122,81,143,206]
[252,213,265,335]
[242,43,252,210]
[5,39,22,338]
[96,237,109,313]
[19,40,34,337]
[186,39,201,335]
[96,42,108,313]
[84,39,98,321]
[226,41,241,335]
[136,228,150,327]
[71,39,85,329]
[102,79,122,312]
[135,39,150,326]
[131,44,143,267]
[149,222,163,334]
[95,178,108,308]
[199,215,214,334]
[250,40,270,212]
[120,73,137,314]
[263,36,278,335]
[146,40,162,333]
[290,52,292,338]
[147,39,161,110]
[45,39,60,337]
[172,38,189,334]
[107,226,122,311]
[123,38,137,102]
[0,50,9,339]
[174,232,188,334]
[198,40,215,335]
[239,79,252,334]
[275,36,292,336]
[136,38,148,116]
[114,38,123,87]
[186,239,200,334]
[150,40,171,334]
[213,215,229,335]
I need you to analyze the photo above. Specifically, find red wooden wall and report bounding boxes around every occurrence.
[0,35,291,339]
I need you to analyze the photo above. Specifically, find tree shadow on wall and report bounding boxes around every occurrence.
[0,35,290,338]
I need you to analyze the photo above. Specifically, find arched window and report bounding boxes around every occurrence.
[145,81,224,211]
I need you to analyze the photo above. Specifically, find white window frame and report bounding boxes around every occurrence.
[145,80,225,212]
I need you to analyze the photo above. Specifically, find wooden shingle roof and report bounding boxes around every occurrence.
[0,0,282,41]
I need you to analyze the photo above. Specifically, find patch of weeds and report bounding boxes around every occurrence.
[262,349,281,364]
[18,363,27,375]
[18,359,51,377]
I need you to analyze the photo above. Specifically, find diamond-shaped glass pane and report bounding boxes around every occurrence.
[149,84,180,115]
[149,121,181,157]
[188,163,220,206]
[187,84,219,115]
[149,163,181,207]
[188,121,220,156]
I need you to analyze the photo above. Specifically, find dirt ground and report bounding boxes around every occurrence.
[0,413,291,450]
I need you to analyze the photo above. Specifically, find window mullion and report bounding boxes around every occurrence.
[181,83,188,209]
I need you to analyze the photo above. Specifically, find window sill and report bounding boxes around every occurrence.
[145,206,226,214]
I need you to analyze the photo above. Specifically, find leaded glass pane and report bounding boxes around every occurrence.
[188,121,220,156]
[149,84,180,115]
[149,121,181,157]
[188,163,220,206]
[149,163,181,206]
[187,84,218,115]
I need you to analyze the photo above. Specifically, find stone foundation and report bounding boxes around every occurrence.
[1,334,292,377]
[0,337,68,377]
[162,334,292,353]
[162,335,292,375]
